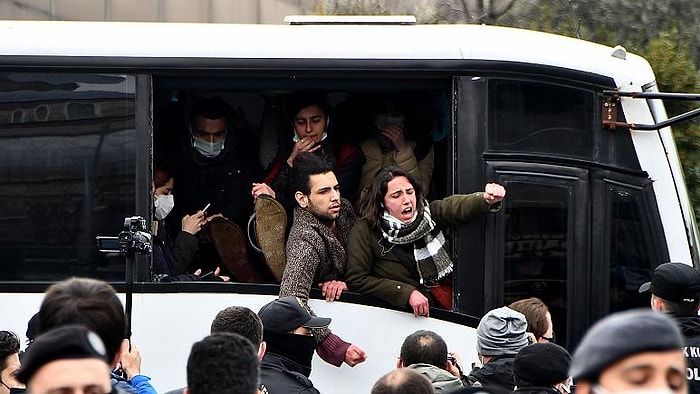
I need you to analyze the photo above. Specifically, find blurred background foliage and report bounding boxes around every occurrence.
[291,0,700,218]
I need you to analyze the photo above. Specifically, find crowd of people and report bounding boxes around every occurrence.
[4,93,698,393]
[4,261,700,393]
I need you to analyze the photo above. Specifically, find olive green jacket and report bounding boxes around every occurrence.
[345,193,499,310]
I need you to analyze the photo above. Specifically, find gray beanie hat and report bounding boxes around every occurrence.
[569,309,683,381]
[476,306,529,356]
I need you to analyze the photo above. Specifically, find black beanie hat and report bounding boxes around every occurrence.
[17,324,108,384]
[514,342,571,386]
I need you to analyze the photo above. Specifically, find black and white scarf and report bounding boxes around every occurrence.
[380,203,453,285]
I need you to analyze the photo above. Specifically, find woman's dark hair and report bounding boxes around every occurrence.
[286,91,331,123]
[357,165,424,229]
[153,161,173,189]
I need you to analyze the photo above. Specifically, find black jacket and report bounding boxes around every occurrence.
[259,353,321,394]
[463,355,516,392]
[671,313,700,394]
[513,387,561,394]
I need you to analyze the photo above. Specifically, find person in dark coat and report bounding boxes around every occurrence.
[639,262,700,394]
[463,307,529,391]
[512,343,572,394]
[164,96,263,275]
[569,309,686,394]
[257,297,331,394]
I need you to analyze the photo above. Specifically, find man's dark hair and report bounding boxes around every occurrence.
[210,306,263,347]
[186,333,259,394]
[657,296,700,315]
[38,277,125,364]
[357,165,425,230]
[400,330,448,370]
[292,152,335,196]
[189,96,231,124]
[371,369,434,394]
[509,297,550,340]
[0,331,20,373]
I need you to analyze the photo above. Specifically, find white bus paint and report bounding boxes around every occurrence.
[2,292,477,393]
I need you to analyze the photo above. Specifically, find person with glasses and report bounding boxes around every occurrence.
[509,297,556,344]
[0,331,24,394]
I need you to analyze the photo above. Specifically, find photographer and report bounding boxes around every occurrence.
[152,163,229,282]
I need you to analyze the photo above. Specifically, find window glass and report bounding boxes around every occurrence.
[503,181,569,346]
[607,184,662,312]
[489,80,594,159]
[0,73,136,281]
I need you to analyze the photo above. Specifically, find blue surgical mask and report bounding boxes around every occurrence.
[192,137,225,158]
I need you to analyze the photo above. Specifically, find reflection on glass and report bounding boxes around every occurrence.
[0,73,136,281]
[504,182,568,346]
[607,186,656,312]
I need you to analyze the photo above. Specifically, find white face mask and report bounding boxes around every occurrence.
[154,194,174,220]
[374,114,405,129]
[192,137,225,158]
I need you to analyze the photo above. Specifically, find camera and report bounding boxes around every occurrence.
[96,216,152,255]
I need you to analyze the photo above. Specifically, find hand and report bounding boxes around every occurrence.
[319,280,348,302]
[483,183,506,205]
[182,211,206,235]
[214,267,230,282]
[380,124,407,151]
[118,339,142,380]
[344,344,367,367]
[204,213,225,223]
[408,290,430,317]
[287,137,321,166]
[252,183,276,201]
[446,351,465,377]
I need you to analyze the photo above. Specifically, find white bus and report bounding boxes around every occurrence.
[0,19,698,393]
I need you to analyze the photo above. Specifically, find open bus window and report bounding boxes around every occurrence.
[0,72,136,281]
[152,82,452,283]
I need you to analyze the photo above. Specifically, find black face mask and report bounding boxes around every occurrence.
[9,388,27,394]
[264,331,316,376]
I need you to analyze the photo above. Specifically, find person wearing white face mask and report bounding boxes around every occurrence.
[163,96,263,272]
[151,163,229,282]
[569,309,687,394]
[358,94,434,194]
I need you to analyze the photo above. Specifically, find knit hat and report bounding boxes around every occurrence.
[258,296,331,333]
[476,306,529,356]
[638,262,700,304]
[17,324,108,384]
[569,309,683,381]
[513,343,571,386]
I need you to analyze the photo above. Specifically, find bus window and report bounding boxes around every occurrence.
[0,72,136,281]
[488,80,594,159]
[602,177,668,312]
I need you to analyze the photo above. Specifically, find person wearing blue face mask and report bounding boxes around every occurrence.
[0,331,25,394]
[162,96,263,277]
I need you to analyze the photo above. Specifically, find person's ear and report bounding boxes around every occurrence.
[326,115,331,126]
[258,341,267,361]
[396,357,403,369]
[295,191,308,208]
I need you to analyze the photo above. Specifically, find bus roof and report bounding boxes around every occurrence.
[0,20,655,87]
